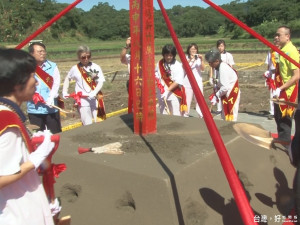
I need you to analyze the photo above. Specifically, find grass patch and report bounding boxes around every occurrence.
[4,36,299,59]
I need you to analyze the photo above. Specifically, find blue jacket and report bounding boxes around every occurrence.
[27,60,58,114]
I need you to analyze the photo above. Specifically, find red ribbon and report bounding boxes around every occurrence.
[68,91,86,106]
[42,163,66,201]
[32,93,46,104]
[155,77,165,94]
[52,163,67,178]
[208,93,219,102]
[265,77,276,90]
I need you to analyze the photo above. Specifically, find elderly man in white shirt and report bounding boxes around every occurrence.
[206,48,240,121]
[209,39,235,115]
[63,45,105,125]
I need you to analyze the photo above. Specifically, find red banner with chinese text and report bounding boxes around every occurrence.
[130,0,156,135]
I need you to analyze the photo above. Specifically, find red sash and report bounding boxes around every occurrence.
[97,92,106,120]
[0,110,33,152]
[158,60,187,112]
[274,64,298,117]
[35,66,65,109]
[77,64,106,120]
[35,66,53,90]
[0,110,66,201]
[221,68,240,121]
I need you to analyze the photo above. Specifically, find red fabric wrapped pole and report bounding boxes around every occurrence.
[157,0,257,225]
[43,163,66,201]
[31,135,61,201]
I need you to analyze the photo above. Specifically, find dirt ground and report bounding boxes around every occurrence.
[52,52,297,225]
[54,52,270,127]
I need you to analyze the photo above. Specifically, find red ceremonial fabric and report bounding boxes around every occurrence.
[33,93,46,104]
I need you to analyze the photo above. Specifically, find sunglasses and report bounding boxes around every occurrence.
[81,55,91,60]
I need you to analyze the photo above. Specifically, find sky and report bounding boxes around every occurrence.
[56,0,237,11]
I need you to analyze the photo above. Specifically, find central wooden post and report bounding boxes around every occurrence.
[129,0,156,135]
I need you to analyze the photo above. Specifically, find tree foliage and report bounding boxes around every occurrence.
[1,0,300,42]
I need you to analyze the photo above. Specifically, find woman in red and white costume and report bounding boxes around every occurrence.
[0,49,57,225]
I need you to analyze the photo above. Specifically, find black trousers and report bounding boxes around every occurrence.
[274,103,293,142]
[28,111,62,134]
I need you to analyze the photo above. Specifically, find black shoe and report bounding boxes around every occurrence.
[212,110,222,115]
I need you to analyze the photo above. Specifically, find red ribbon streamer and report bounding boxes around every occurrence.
[266,77,276,90]
[52,163,67,178]
[42,163,66,201]
[155,77,165,94]
[33,93,46,104]
[68,91,86,106]
[208,93,219,102]
[157,1,257,225]
[31,135,61,202]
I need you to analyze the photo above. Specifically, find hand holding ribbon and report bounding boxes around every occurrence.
[68,91,87,106]
[272,88,281,98]
[263,71,271,79]
[209,93,219,105]
[33,93,46,104]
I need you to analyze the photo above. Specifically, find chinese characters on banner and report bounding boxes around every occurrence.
[130,0,156,134]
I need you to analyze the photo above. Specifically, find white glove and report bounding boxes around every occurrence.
[263,71,270,78]
[210,96,218,105]
[271,73,275,80]
[46,97,54,108]
[161,90,170,99]
[88,92,96,100]
[272,88,281,98]
[29,129,55,169]
[32,131,45,137]
[49,198,62,216]
[62,92,69,99]
[209,77,214,86]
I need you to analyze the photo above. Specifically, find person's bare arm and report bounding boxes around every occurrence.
[0,161,34,189]
[198,54,205,71]
[120,37,131,64]
[209,67,213,78]
[120,48,128,64]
